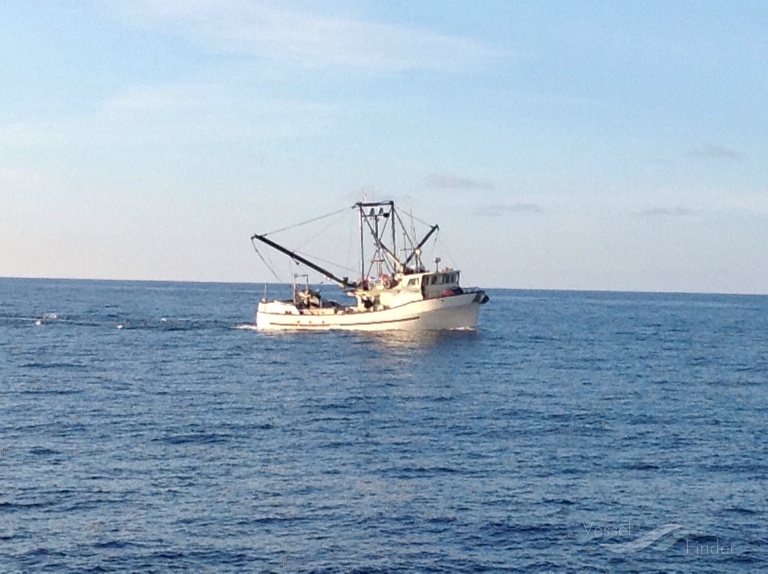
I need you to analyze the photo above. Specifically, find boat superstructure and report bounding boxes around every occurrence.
[251,201,488,331]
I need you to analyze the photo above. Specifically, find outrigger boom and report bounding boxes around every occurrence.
[250,233,354,289]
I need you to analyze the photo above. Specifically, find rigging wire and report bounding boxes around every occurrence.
[251,240,289,284]
[432,231,456,271]
[255,206,357,283]
[289,248,358,275]
[254,202,441,283]
[294,208,350,252]
[274,209,358,274]
[393,211,416,254]
[403,209,434,228]
[345,212,355,276]
[263,206,350,236]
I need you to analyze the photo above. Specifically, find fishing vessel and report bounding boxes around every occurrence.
[251,200,489,331]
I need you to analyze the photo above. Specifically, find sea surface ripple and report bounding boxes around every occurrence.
[1,278,766,572]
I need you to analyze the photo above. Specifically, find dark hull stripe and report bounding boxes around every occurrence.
[261,292,483,317]
[264,315,420,328]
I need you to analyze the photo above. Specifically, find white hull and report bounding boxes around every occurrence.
[256,292,485,331]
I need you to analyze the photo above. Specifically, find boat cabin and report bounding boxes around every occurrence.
[419,270,462,299]
[353,269,463,311]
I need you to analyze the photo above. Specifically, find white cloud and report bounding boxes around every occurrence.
[103,0,503,72]
[636,207,699,218]
[425,173,494,190]
[687,143,742,160]
[475,202,543,216]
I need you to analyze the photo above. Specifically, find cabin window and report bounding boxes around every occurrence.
[430,276,438,285]
[407,278,418,286]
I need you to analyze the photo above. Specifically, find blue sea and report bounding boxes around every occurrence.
[1,278,766,573]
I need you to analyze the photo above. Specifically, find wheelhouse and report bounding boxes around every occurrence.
[420,270,461,299]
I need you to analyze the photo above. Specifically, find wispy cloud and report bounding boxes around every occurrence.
[0,81,340,154]
[636,207,699,218]
[426,173,494,190]
[107,1,503,72]
[687,143,742,160]
[105,86,198,112]
[0,120,69,149]
[475,202,543,216]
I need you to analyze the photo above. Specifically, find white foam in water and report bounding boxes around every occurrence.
[235,323,258,331]
[34,312,58,325]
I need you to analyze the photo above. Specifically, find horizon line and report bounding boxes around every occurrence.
[1,275,766,298]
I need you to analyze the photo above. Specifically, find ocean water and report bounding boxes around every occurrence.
[1,278,766,573]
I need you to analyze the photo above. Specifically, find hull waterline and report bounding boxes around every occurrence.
[256,292,486,331]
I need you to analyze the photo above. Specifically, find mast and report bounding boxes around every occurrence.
[251,233,353,289]
[358,205,365,282]
[391,202,397,262]
[356,200,401,276]
[404,224,439,268]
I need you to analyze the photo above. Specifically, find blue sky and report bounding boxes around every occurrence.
[2,1,767,293]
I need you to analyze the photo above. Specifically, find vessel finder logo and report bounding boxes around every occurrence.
[598,523,688,553]
[585,521,730,555]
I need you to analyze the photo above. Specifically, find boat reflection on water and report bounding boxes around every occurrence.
[360,328,480,349]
